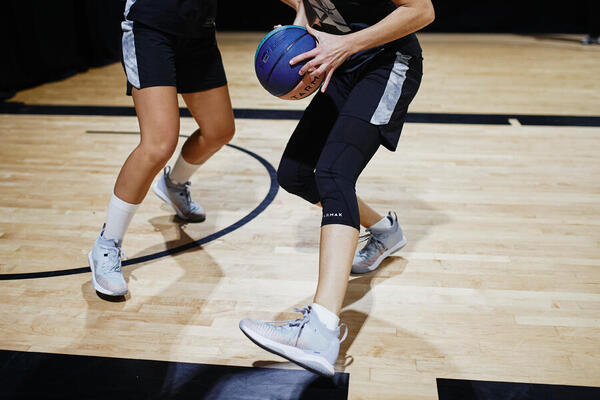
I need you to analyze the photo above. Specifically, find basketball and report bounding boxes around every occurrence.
[254,25,322,100]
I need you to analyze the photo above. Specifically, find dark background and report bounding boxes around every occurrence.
[0,0,592,100]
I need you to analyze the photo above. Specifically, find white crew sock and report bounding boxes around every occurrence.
[369,214,393,230]
[102,193,140,243]
[311,303,340,331]
[169,153,201,184]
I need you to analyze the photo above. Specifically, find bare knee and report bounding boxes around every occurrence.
[204,123,235,149]
[138,135,178,168]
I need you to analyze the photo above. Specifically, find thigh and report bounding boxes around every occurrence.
[181,85,235,138]
[316,115,382,182]
[132,86,180,148]
[281,89,341,169]
[315,116,382,229]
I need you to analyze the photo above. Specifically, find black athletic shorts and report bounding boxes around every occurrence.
[320,50,423,151]
[121,20,227,95]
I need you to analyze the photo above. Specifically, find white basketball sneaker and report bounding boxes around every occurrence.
[152,166,206,222]
[239,306,347,377]
[352,212,407,274]
[88,226,128,296]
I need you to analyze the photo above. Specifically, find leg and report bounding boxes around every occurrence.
[277,91,339,201]
[168,31,233,182]
[313,224,359,314]
[238,116,381,377]
[180,85,235,166]
[312,116,383,314]
[152,85,234,221]
[357,196,384,228]
[114,86,180,204]
[90,86,180,296]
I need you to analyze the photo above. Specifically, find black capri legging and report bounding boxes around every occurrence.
[277,51,422,229]
[279,111,381,229]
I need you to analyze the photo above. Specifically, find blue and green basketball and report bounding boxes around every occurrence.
[254,25,322,100]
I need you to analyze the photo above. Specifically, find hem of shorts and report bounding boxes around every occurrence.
[321,219,360,231]
[337,112,400,152]
[177,79,228,94]
[126,81,175,96]
[126,80,227,96]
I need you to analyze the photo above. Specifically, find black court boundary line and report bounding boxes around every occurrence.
[0,349,350,399]
[437,378,600,400]
[0,142,278,281]
[2,101,600,127]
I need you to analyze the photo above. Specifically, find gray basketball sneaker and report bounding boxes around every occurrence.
[239,306,347,377]
[352,212,407,274]
[88,226,128,296]
[152,166,206,222]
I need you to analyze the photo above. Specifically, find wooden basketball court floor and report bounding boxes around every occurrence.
[1,33,599,399]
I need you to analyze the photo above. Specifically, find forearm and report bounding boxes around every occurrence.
[280,0,312,26]
[280,0,300,8]
[347,0,434,54]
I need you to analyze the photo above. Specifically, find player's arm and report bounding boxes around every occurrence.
[346,0,434,55]
[279,0,314,26]
[292,0,435,91]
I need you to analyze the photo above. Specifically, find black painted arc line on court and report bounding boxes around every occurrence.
[1,101,600,127]
[0,142,279,281]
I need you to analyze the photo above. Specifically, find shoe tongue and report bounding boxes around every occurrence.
[99,233,121,248]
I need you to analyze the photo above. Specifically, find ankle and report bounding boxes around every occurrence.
[311,303,340,330]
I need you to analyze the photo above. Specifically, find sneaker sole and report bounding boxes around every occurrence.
[88,252,128,296]
[351,235,407,274]
[152,182,206,223]
[239,321,335,377]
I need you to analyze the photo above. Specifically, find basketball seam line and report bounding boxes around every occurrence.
[265,32,310,97]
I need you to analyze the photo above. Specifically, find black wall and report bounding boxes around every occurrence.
[216,0,588,34]
[1,0,123,100]
[0,0,591,100]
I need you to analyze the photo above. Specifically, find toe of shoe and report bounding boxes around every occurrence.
[187,213,206,222]
[95,275,128,296]
[351,261,372,274]
[239,318,259,332]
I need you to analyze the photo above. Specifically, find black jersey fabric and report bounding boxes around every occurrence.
[125,0,217,37]
[302,0,422,71]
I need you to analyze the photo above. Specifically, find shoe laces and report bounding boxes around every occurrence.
[358,230,385,255]
[101,241,126,273]
[179,182,194,206]
[286,306,349,344]
[164,167,200,212]
[288,306,312,328]
[265,306,312,346]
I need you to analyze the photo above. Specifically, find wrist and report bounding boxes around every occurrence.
[344,33,361,56]
[293,3,308,26]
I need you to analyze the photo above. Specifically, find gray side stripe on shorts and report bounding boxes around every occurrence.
[124,0,136,17]
[121,19,140,89]
[370,53,412,125]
